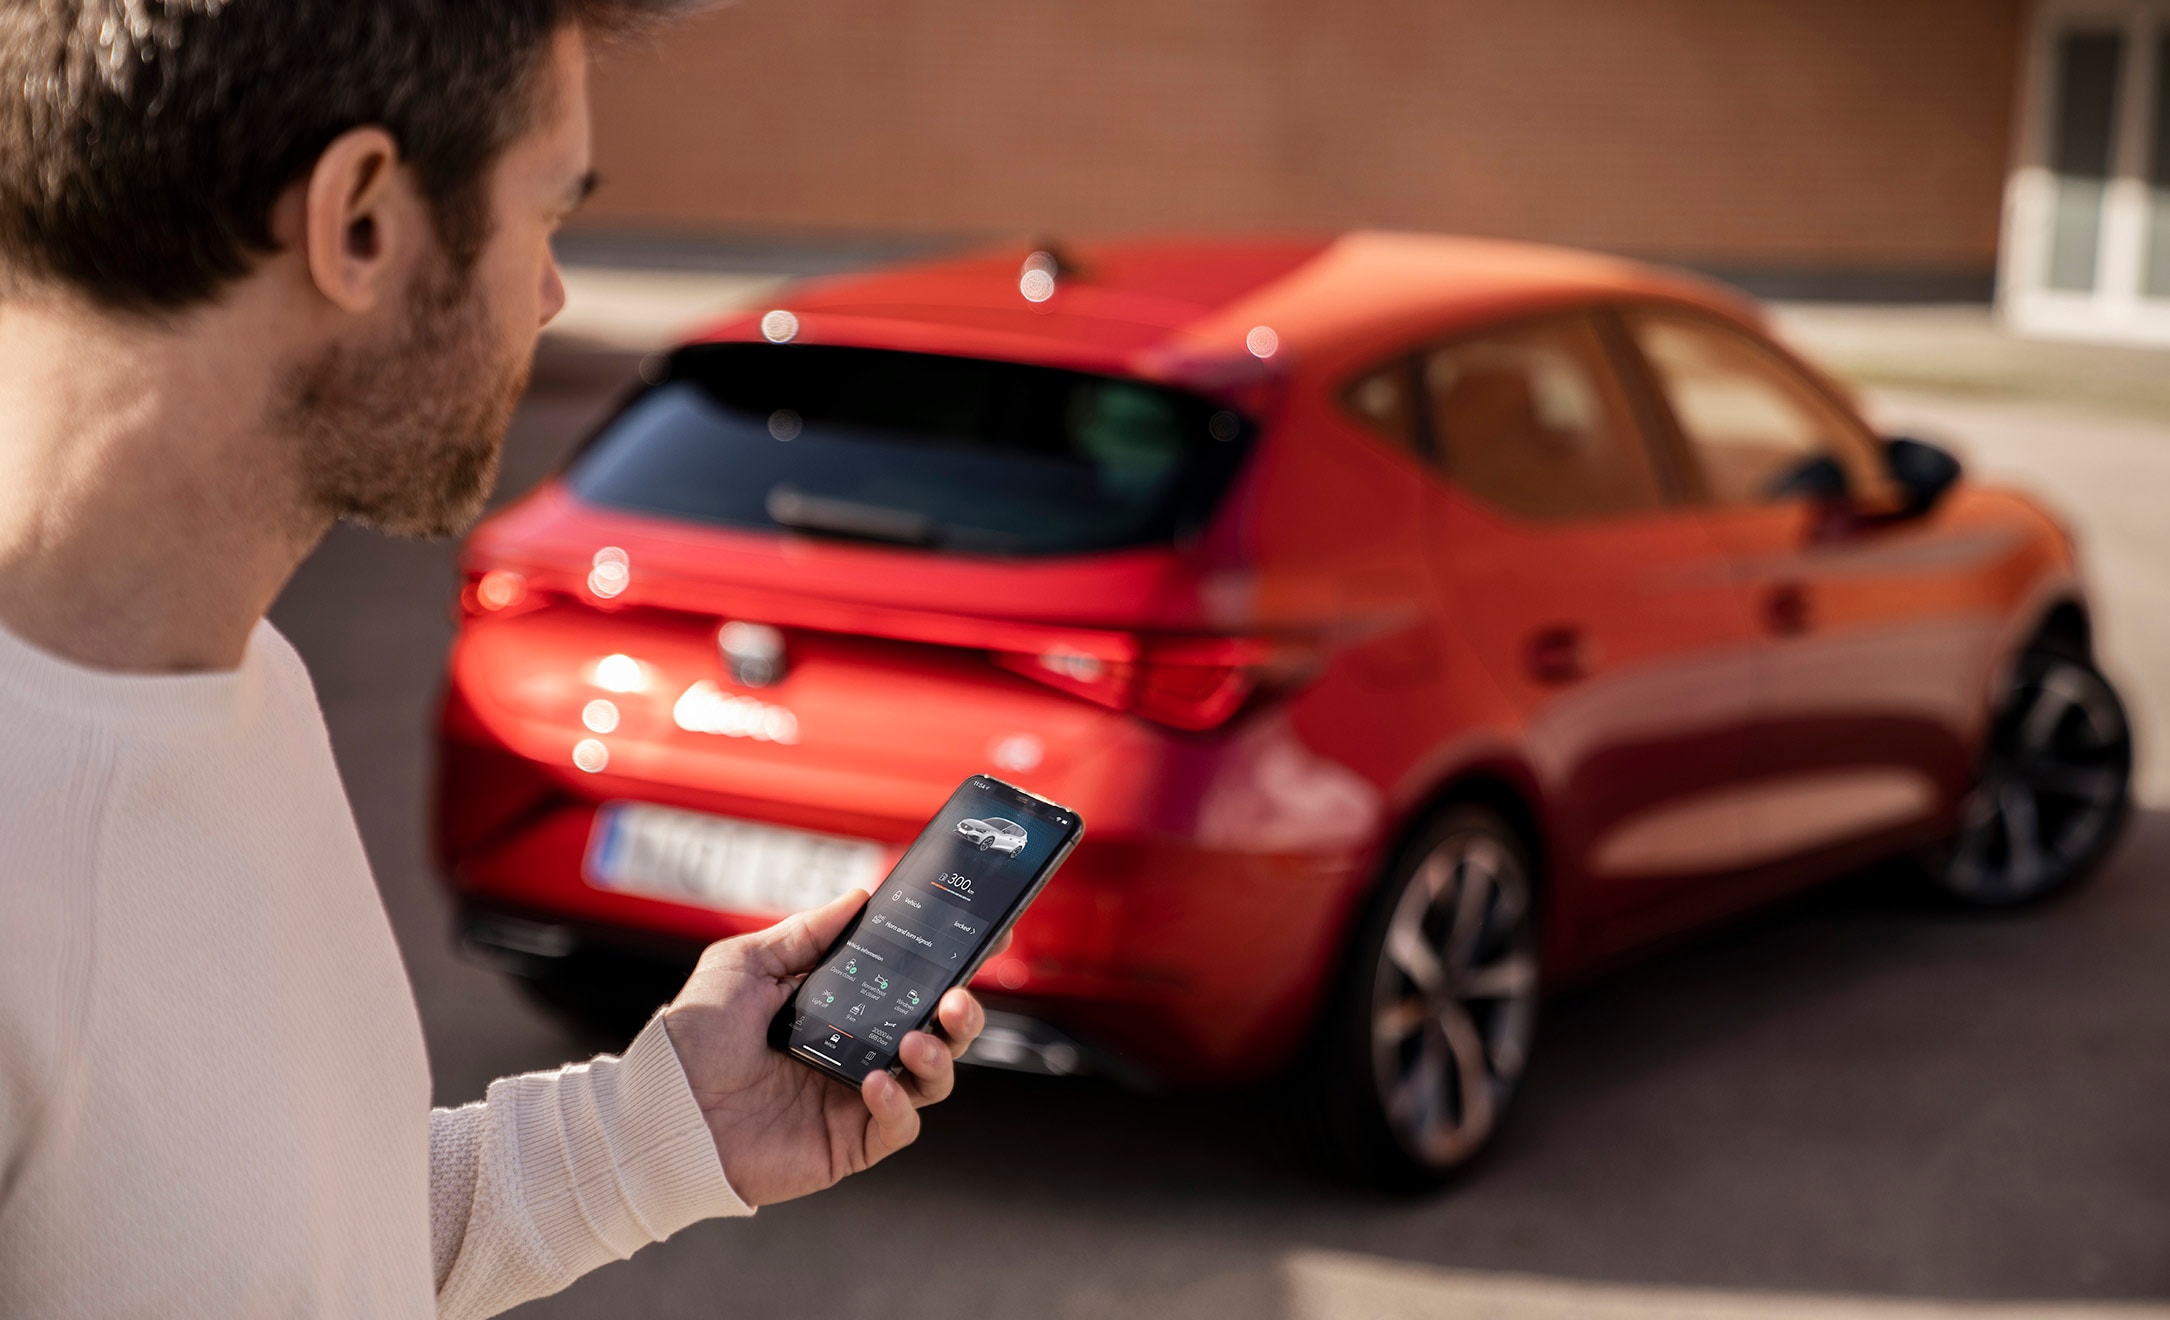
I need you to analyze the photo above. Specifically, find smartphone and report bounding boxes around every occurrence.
[768,774,1084,1085]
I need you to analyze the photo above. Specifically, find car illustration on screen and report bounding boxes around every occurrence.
[956,817,1028,856]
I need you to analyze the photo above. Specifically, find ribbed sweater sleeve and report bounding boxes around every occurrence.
[428,1012,752,1319]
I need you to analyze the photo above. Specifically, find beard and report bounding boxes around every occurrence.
[283,252,530,540]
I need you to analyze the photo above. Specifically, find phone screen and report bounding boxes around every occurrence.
[772,775,1082,1083]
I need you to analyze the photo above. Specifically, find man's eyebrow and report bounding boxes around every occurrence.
[564,169,601,209]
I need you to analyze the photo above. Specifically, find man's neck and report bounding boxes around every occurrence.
[0,290,328,674]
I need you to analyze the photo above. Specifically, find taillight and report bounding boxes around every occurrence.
[457,567,549,621]
[995,645,1133,711]
[1132,639,1263,730]
[993,634,1318,731]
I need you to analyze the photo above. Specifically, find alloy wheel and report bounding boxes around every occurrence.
[1943,651,2130,905]
[1368,827,1540,1169]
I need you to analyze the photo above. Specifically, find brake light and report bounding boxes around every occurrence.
[993,634,1316,731]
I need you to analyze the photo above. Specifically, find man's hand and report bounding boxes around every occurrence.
[660,887,998,1207]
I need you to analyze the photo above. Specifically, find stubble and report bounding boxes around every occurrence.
[284,254,530,540]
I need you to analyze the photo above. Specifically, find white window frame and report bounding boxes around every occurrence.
[2001,0,2170,345]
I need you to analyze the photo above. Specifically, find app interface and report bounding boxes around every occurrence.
[785,780,1075,1080]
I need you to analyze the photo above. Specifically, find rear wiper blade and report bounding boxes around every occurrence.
[765,486,936,546]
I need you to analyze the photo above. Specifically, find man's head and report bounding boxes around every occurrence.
[0,1,691,537]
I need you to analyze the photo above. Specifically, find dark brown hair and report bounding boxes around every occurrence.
[0,0,696,313]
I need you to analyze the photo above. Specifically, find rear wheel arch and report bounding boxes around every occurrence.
[1384,767,1552,925]
[1301,764,1552,1052]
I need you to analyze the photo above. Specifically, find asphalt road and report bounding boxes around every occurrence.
[268,347,2170,1319]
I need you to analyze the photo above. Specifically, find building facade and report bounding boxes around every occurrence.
[578,0,2167,344]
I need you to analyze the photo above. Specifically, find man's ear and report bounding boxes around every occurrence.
[291,126,423,315]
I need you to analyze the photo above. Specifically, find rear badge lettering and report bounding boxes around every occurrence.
[673,680,800,744]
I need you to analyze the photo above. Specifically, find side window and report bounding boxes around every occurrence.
[1421,315,1664,520]
[1341,359,1423,459]
[1628,310,1886,506]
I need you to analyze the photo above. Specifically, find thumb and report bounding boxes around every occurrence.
[751,886,870,977]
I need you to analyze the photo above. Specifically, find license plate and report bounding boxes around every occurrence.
[585,803,886,916]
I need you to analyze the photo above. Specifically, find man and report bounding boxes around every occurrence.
[0,3,991,1314]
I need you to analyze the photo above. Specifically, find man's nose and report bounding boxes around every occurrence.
[539,256,567,329]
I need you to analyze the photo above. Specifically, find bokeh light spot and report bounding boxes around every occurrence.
[475,569,524,611]
[593,653,647,693]
[760,309,800,343]
[587,547,630,600]
[991,733,1043,772]
[582,698,620,734]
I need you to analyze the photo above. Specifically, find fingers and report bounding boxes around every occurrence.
[988,930,1014,959]
[889,987,987,1108]
[859,1069,921,1162]
[933,988,986,1061]
[895,1029,956,1106]
[749,887,869,978]
[852,987,991,1166]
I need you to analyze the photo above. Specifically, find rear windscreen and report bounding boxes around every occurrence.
[564,343,1254,556]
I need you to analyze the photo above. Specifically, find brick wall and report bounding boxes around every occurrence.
[579,0,2025,276]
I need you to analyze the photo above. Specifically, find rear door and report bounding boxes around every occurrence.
[1615,306,1989,873]
[1407,310,1768,945]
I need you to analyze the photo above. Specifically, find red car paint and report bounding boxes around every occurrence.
[434,233,2085,1085]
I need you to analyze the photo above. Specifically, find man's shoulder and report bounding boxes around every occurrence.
[251,618,311,684]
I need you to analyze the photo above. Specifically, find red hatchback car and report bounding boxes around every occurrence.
[436,234,2131,1186]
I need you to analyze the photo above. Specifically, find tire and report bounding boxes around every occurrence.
[1306,803,1542,1191]
[1932,646,2132,907]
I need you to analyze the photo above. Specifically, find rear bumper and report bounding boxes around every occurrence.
[435,709,1386,1086]
[458,905,1123,1080]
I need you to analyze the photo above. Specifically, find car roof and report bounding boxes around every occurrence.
[690,231,1754,382]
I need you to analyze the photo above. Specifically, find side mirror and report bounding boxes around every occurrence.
[1767,454,1849,503]
[1882,435,1962,517]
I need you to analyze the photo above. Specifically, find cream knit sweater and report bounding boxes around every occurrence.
[0,619,752,1316]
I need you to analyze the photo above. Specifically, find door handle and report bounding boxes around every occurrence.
[1764,581,1813,636]
[1525,625,1591,685]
